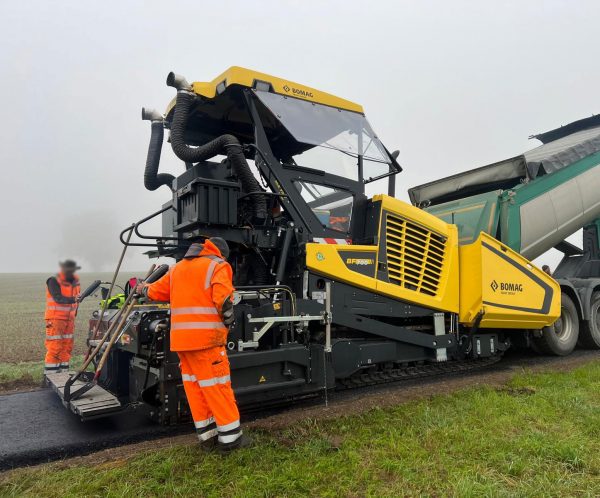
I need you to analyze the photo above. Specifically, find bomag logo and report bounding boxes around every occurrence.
[491,280,523,293]
[346,258,374,266]
[282,84,314,98]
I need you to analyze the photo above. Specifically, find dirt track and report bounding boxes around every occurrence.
[2,349,598,472]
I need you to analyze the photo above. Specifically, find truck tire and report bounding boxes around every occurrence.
[579,292,600,349]
[533,292,579,356]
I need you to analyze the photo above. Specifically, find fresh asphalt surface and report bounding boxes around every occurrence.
[0,390,189,470]
[1,349,598,470]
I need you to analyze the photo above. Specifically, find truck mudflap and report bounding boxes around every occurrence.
[46,372,126,421]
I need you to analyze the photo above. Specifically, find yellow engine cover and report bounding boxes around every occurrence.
[306,195,460,313]
[459,232,560,329]
[305,195,558,330]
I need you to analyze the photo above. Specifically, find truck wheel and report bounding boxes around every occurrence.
[533,292,579,356]
[580,292,600,349]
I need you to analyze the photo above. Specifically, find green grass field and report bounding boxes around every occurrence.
[0,272,142,363]
[2,361,599,497]
[0,273,142,388]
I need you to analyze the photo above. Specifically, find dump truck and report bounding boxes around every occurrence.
[409,114,600,355]
[47,67,561,423]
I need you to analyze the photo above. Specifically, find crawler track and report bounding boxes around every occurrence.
[336,356,502,390]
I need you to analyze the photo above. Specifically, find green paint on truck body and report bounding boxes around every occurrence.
[425,151,600,257]
[425,190,502,245]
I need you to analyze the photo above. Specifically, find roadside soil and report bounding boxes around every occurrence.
[0,376,39,394]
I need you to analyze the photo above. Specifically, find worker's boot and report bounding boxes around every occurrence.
[199,437,217,453]
[217,433,252,454]
[197,423,218,453]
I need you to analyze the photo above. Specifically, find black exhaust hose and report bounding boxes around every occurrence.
[169,90,267,218]
[144,119,174,191]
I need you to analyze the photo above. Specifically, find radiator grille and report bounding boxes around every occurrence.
[385,214,447,297]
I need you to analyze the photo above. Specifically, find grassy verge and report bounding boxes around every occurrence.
[2,361,600,497]
[0,355,84,391]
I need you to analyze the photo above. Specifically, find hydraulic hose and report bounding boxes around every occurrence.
[166,72,267,218]
[142,108,174,191]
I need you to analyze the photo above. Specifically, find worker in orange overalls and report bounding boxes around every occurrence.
[44,260,81,375]
[138,238,249,453]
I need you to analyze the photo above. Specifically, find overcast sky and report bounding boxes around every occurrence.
[1,0,598,272]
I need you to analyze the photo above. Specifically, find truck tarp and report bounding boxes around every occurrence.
[409,122,600,206]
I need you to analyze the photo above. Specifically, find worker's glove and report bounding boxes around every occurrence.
[134,283,146,296]
[221,296,235,326]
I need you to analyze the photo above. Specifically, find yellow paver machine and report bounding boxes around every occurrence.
[49,68,566,423]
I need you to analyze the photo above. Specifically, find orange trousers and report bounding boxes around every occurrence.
[178,346,242,445]
[44,319,74,374]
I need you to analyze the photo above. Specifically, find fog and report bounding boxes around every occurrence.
[1,0,598,273]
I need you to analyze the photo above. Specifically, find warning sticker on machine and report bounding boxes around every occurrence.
[311,291,325,304]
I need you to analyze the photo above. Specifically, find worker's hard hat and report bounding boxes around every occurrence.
[209,237,230,259]
[60,259,81,270]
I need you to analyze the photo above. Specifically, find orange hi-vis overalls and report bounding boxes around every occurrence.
[44,273,80,373]
[145,240,242,446]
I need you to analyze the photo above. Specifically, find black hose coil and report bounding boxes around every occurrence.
[144,119,174,191]
[169,90,267,218]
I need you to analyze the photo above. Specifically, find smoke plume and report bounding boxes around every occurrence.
[55,210,137,272]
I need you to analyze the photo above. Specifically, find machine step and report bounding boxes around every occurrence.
[46,372,124,420]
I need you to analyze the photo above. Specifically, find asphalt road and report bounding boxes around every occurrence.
[0,390,186,470]
[1,349,598,470]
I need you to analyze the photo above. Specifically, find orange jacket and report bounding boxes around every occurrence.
[145,240,234,352]
[45,273,80,321]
